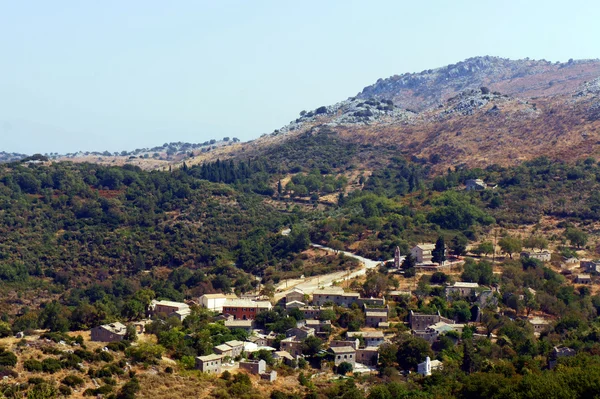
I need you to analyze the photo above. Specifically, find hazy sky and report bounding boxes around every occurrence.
[1,0,598,154]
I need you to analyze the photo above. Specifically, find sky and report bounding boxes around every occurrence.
[1,0,599,154]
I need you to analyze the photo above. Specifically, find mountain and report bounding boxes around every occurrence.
[357,56,600,111]
[184,56,600,173]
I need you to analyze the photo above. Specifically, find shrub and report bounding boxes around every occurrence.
[337,361,353,375]
[0,348,17,367]
[41,358,63,373]
[59,385,72,396]
[24,359,43,372]
[62,374,84,387]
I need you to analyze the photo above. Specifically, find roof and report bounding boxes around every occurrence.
[200,293,228,299]
[151,300,190,309]
[223,299,272,308]
[347,331,384,339]
[97,322,127,334]
[214,344,232,352]
[224,319,254,327]
[389,290,412,296]
[529,317,550,325]
[274,351,294,361]
[288,288,304,294]
[197,354,223,362]
[359,346,380,353]
[313,288,361,297]
[286,300,306,307]
[578,274,592,279]
[224,340,244,347]
[428,322,464,333]
[414,243,436,251]
[329,346,356,354]
[451,282,479,288]
[366,311,388,317]
[305,319,330,326]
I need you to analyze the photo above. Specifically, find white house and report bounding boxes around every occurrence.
[199,293,231,313]
[417,356,442,376]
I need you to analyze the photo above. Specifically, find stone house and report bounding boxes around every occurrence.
[346,331,385,347]
[196,354,223,374]
[285,288,305,304]
[213,340,244,358]
[329,346,356,367]
[273,350,296,367]
[581,260,600,273]
[304,319,332,334]
[413,322,465,344]
[300,306,332,319]
[330,339,360,350]
[409,310,455,331]
[576,274,592,284]
[312,287,360,307]
[224,319,255,332]
[285,326,315,340]
[521,251,552,262]
[356,347,379,366]
[529,317,550,336]
[465,179,486,191]
[549,346,576,369]
[365,310,388,328]
[445,282,480,299]
[411,244,435,264]
[91,322,127,342]
[239,359,266,375]
[149,300,191,321]
[280,337,303,357]
[285,300,306,309]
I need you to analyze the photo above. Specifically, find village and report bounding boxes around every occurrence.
[79,239,598,384]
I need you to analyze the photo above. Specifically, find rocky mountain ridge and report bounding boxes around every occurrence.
[357,56,600,111]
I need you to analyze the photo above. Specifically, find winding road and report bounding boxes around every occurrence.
[273,244,385,301]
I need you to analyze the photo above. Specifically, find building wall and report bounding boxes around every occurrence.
[366,315,388,327]
[281,340,303,357]
[333,351,356,367]
[91,327,124,342]
[356,349,379,366]
[196,358,222,374]
[222,305,266,320]
[239,360,266,374]
[286,292,304,303]
[201,297,227,312]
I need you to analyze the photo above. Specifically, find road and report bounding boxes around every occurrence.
[273,244,385,301]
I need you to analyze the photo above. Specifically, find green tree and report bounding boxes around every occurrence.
[432,236,446,264]
[473,241,494,257]
[450,234,469,256]
[565,228,588,249]
[498,236,522,259]
[337,361,353,375]
[301,336,322,357]
[396,336,433,370]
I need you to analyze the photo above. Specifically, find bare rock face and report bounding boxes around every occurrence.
[356,56,600,112]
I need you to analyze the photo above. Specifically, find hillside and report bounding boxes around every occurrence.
[357,56,600,111]
[183,57,600,174]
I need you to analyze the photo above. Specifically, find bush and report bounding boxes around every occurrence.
[62,374,84,387]
[0,348,17,367]
[41,358,63,373]
[24,359,43,372]
[337,361,353,375]
[59,384,72,396]
[125,343,164,364]
[116,378,140,399]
